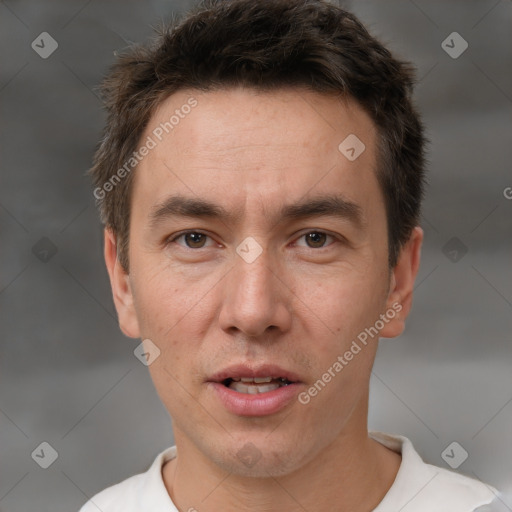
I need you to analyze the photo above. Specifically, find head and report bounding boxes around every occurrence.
[91,0,425,477]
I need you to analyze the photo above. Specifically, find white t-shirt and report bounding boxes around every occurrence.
[79,431,500,511]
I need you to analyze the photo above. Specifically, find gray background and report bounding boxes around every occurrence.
[1,0,511,510]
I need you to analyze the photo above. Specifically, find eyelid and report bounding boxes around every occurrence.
[167,230,217,248]
[292,229,338,249]
[166,229,342,250]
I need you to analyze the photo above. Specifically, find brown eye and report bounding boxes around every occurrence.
[169,231,213,249]
[304,231,329,248]
[183,232,207,248]
[305,232,326,248]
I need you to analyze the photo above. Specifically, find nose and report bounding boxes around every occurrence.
[218,247,292,339]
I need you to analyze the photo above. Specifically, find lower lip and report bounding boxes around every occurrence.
[208,382,302,417]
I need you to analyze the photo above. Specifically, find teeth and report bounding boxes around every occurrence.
[254,377,273,383]
[229,380,283,394]
[240,377,273,383]
[222,376,293,393]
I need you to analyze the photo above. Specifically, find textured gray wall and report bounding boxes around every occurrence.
[1,1,511,510]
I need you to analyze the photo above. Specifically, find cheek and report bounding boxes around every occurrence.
[132,257,211,335]
[289,266,388,411]
[297,264,388,346]
[132,264,219,380]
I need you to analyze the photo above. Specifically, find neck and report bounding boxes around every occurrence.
[162,399,401,512]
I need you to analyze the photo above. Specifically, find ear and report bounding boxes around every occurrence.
[380,226,423,339]
[104,228,141,339]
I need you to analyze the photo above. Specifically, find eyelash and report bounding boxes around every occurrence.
[166,230,340,250]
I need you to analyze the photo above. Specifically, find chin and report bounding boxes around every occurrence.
[228,452,304,478]
[210,435,312,478]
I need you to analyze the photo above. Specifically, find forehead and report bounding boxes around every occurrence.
[148,87,374,155]
[131,87,380,223]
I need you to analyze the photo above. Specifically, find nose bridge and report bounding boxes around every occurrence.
[219,243,291,336]
[233,229,274,287]
[233,245,276,307]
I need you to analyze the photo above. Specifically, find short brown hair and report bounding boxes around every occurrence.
[89,0,426,272]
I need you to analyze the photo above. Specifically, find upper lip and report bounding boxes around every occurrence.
[207,363,302,384]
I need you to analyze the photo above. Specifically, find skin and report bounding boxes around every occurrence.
[104,87,423,512]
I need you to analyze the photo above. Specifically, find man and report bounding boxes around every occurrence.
[81,0,500,510]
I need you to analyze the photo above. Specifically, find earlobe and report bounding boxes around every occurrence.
[380,227,423,339]
[104,229,141,339]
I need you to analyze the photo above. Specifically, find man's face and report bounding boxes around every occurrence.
[111,88,409,477]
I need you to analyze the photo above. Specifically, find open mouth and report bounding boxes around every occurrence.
[222,376,294,394]
[209,365,302,415]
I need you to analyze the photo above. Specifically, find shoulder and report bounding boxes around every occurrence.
[78,446,177,512]
[420,462,498,510]
[79,472,146,512]
[370,431,499,512]
[473,500,506,512]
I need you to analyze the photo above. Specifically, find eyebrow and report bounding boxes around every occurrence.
[148,194,364,230]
